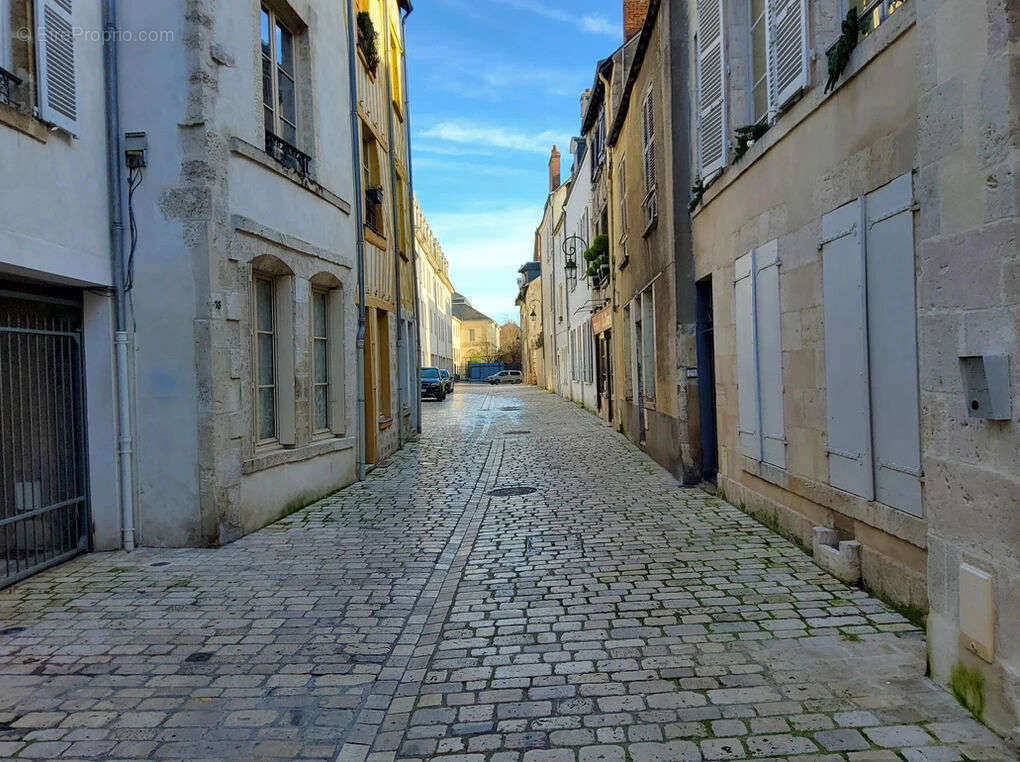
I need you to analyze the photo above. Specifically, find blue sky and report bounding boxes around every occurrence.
[406,0,621,324]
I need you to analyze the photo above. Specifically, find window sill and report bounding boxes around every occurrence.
[243,435,356,475]
[378,416,394,430]
[365,226,387,250]
[229,136,351,215]
[692,2,915,217]
[0,102,50,143]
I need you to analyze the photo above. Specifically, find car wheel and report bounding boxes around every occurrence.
[438,391,447,401]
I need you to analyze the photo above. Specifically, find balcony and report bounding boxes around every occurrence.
[265,130,312,179]
[0,66,22,109]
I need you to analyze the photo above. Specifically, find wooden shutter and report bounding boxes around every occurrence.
[34,0,77,135]
[767,0,809,115]
[754,240,785,469]
[865,173,921,516]
[821,197,874,499]
[734,251,761,459]
[696,0,727,177]
[641,91,655,192]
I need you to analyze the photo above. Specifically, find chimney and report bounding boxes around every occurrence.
[624,0,650,41]
[548,145,561,192]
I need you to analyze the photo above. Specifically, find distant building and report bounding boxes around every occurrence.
[453,293,499,369]
[414,198,455,373]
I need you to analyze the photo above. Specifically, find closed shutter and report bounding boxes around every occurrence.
[734,251,761,459]
[821,197,874,499]
[754,240,785,468]
[34,0,77,135]
[696,0,727,177]
[866,173,921,516]
[767,0,808,115]
[641,91,655,192]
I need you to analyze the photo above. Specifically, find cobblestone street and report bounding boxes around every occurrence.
[0,385,1013,761]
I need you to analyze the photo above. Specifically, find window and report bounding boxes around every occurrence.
[394,178,409,255]
[312,290,329,432]
[640,288,656,400]
[0,0,11,71]
[641,90,656,193]
[734,240,785,468]
[618,156,628,254]
[254,276,278,442]
[696,0,727,178]
[856,0,904,36]
[821,173,920,515]
[376,310,391,419]
[261,6,297,145]
[623,304,633,399]
[749,0,768,123]
[362,128,384,235]
[469,329,476,342]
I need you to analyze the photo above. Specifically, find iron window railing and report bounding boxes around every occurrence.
[0,66,22,108]
[265,130,312,178]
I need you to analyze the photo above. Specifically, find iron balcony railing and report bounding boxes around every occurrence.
[0,66,22,108]
[265,130,312,178]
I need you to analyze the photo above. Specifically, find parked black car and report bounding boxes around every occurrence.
[440,369,454,394]
[421,367,446,400]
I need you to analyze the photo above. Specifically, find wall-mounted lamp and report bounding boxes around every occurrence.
[562,234,586,289]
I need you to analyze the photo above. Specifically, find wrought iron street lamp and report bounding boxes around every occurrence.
[562,234,587,289]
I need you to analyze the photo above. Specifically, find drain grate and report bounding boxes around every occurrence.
[504,430,531,435]
[150,561,171,567]
[500,406,521,411]
[185,651,214,663]
[488,486,538,497]
[0,627,26,637]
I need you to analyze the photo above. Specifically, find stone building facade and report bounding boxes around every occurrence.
[685,0,1018,737]
[452,293,499,368]
[414,197,455,373]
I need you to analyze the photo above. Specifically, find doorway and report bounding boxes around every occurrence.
[695,276,718,482]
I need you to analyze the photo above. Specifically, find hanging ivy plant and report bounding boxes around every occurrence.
[357,12,380,75]
[825,8,862,93]
[732,120,770,164]
[583,234,609,279]
[688,175,705,214]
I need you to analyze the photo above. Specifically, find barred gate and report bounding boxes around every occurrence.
[0,290,89,587]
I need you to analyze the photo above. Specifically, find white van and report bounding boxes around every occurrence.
[488,370,523,385]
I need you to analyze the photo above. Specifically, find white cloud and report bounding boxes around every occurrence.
[421,122,570,155]
[489,0,619,38]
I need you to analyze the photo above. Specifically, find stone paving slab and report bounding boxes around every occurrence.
[0,385,1015,761]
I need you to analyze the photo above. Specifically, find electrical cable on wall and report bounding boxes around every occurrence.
[125,164,144,329]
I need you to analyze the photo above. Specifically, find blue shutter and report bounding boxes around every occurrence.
[754,240,786,468]
[866,173,922,516]
[822,198,874,499]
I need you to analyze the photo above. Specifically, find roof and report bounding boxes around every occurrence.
[608,0,662,147]
[453,301,496,323]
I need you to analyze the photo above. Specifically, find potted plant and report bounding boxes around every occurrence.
[357,12,380,75]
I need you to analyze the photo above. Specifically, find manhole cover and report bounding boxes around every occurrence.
[185,651,214,663]
[488,486,538,497]
[504,430,531,435]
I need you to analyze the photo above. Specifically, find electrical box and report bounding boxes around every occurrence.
[959,563,994,662]
[124,131,148,168]
[959,354,1011,420]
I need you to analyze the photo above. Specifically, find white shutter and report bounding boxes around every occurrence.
[734,252,761,459]
[754,240,785,469]
[767,0,808,116]
[865,173,921,516]
[696,0,727,177]
[641,91,655,192]
[34,0,77,135]
[822,198,874,499]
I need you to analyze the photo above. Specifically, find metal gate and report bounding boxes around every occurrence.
[1,289,89,587]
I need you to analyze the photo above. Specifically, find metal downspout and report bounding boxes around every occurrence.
[347,0,368,480]
[399,8,422,434]
[103,0,134,551]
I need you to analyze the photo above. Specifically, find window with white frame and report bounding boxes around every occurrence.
[618,156,628,239]
[311,290,329,433]
[734,240,785,468]
[261,5,298,145]
[749,0,768,123]
[641,90,656,193]
[856,0,905,36]
[0,0,11,72]
[254,276,278,443]
[695,0,727,178]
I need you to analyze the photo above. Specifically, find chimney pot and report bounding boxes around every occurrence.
[549,145,561,192]
[623,0,650,42]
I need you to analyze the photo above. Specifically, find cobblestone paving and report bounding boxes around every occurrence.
[0,385,1014,761]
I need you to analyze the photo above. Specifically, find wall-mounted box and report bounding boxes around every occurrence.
[959,354,1011,420]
